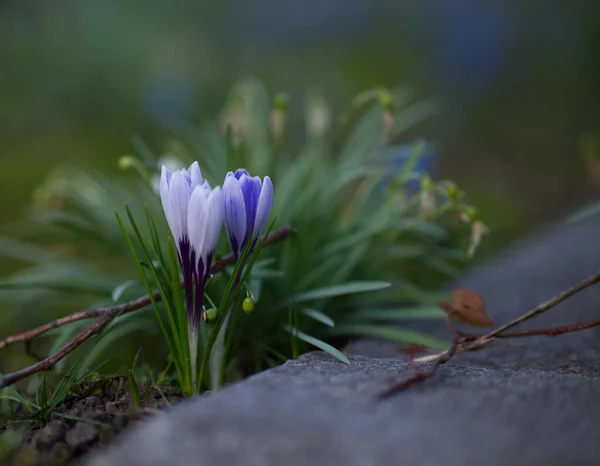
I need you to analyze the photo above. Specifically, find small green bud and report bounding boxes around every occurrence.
[378,90,393,111]
[242,297,255,314]
[273,93,289,111]
[118,155,138,170]
[438,182,460,202]
[447,186,459,200]
[421,176,433,192]
[202,308,217,322]
[463,206,478,222]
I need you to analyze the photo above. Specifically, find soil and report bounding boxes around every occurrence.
[0,377,186,466]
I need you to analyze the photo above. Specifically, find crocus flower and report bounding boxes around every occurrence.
[160,162,223,328]
[187,183,223,326]
[222,169,273,259]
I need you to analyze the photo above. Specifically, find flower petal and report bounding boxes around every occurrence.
[223,173,246,255]
[239,174,262,238]
[188,161,203,188]
[187,187,209,260]
[253,175,274,241]
[203,187,223,256]
[234,168,249,180]
[165,170,191,241]
[160,165,172,202]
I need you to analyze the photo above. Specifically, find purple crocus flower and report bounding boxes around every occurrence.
[222,169,274,259]
[160,162,223,330]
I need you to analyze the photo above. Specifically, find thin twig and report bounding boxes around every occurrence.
[0,225,295,389]
[378,338,459,399]
[378,270,600,399]
[464,269,600,351]
[462,318,600,341]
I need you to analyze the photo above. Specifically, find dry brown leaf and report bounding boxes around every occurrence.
[438,288,494,328]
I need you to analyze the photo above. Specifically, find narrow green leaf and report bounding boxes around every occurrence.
[567,202,600,223]
[284,281,390,305]
[0,237,52,263]
[331,324,449,350]
[111,280,138,302]
[200,217,279,391]
[284,325,350,364]
[167,238,189,387]
[348,307,445,321]
[115,209,185,385]
[125,205,182,349]
[128,370,141,408]
[301,308,335,327]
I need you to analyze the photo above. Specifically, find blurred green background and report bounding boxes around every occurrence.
[2,0,600,278]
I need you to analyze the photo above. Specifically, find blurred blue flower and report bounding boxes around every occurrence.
[426,0,509,99]
[382,142,436,193]
[391,145,436,189]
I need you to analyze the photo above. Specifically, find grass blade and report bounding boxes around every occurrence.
[300,308,335,327]
[283,281,390,306]
[331,324,449,350]
[284,325,349,364]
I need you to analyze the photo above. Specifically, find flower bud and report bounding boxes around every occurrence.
[202,307,217,322]
[273,93,289,111]
[242,297,255,314]
[118,155,137,170]
[270,96,287,143]
[421,176,433,192]
[468,220,488,258]
[461,206,479,223]
[378,90,393,111]
[118,156,150,183]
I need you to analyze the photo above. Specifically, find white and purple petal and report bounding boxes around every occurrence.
[239,174,262,239]
[187,187,210,266]
[253,175,274,241]
[234,168,249,180]
[204,186,223,257]
[162,170,190,242]
[188,161,203,188]
[223,173,247,256]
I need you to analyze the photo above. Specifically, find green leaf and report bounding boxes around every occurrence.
[0,237,52,263]
[567,202,600,223]
[301,308,335,327]
[331,324,448,350]
[395,220,447,239]
[284,325,349,364]
[128,370,141,408]
[111,280,138,302]
[348,307,445,320]
[424,258,463,278]
[115,209,186,388]
[284,281,390,305]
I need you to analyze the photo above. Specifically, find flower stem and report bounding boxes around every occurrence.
[209,308,231,391]
[209,271,242,391]
[188,325,198,396]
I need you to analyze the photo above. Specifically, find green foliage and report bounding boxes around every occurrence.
[1,354,97,428]
[0,78,484,391]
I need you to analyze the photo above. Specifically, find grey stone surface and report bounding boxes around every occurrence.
[85,213,600,466]
[86,353,600,466]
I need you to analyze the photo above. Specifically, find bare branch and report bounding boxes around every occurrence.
[464,270,600,351]
[462,318,600,341]
[378,338,459,399]
[378,269,600,398]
